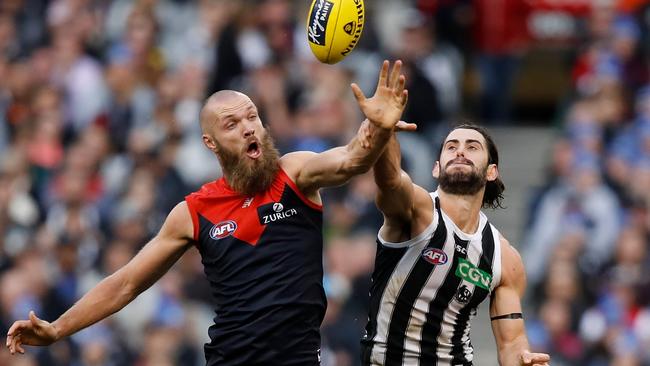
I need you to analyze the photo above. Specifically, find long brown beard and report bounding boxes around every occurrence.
[438,159,487,196]
[217,132,280,196]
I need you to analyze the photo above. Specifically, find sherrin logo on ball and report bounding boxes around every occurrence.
[307,0,365,64]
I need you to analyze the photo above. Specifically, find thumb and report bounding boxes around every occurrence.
[350,83,366,104]
[395,121,417,132]
[29,311,42,326]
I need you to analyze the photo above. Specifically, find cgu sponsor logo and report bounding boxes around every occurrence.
[421,248,448,265]
[262,204,298,224]
[455,258,492,290]
[340,0,364,56]
[308,0,334,45]
[210,220,237,239]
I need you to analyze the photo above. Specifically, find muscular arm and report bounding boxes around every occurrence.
[7,202,194,352]
[285,60,409,198]
[287,120,394,193]
[490,237,550,366]
[374,133,432,241]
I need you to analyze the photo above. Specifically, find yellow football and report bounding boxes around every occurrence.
[306,0,365,64]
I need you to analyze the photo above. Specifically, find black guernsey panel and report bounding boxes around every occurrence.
[185,168,325,366]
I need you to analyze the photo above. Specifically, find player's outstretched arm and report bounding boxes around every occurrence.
[372,132,432,241]
[6,202,195,355]
[490,236,550,366]
[286,60,409,196]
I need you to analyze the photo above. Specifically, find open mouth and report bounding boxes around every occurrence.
[246,141,262,159]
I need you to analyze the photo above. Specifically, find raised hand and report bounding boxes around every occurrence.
[351,60,408,130]
[6,311,59,355]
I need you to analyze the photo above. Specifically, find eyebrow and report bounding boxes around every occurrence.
[444,138,484,147]
[219,105,256,123]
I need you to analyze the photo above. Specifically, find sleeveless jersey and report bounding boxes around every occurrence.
[185,168,326,366]
[361,191,502,366]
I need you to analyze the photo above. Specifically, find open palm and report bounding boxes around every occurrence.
[351,60,408,130]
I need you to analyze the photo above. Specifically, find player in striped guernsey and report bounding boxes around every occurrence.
[360,124,550,365]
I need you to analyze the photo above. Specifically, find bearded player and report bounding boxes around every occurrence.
[6,60,412,366]
[361,124,550,365]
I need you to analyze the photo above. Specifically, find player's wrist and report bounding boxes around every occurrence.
[50,320,64,342]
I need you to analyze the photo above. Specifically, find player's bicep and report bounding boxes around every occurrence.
[120,202,195,294]
[490,284,526,349]
[292,148,352,191]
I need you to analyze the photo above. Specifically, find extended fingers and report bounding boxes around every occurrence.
[401,88,408,107]
[350,83,366,104]
[376,60,389,89]
[389,60,402,90]
[395,74,406,98]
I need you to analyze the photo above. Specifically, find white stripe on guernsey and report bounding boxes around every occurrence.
[461,325,473,361]
[370,239,430,365]
[435,231,484,364]
[369,194,439,364]
[489,224,502,291]
[401,234,455,363]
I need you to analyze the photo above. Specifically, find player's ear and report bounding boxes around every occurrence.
[486,164,498,182]
[203,134,218,152]
[432,161,440,179]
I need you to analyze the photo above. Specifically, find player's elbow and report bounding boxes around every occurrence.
[375,175,401,190]
[110,270,140,305]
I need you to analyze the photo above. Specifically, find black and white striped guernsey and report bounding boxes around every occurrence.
[361,191,502,366]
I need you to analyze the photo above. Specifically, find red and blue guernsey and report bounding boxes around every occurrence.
[185,168,326,366]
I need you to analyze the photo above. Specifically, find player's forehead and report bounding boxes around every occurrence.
[213,93,256,119]
[443,128,486,146]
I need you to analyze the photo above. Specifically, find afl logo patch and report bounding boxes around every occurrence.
[210,220,237,239]
[421,248,448,265]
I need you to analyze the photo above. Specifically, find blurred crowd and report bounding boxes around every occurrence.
[0,0,648,365]
[520,1,650,366]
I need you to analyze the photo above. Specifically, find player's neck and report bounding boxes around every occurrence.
[437,189,484,234]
